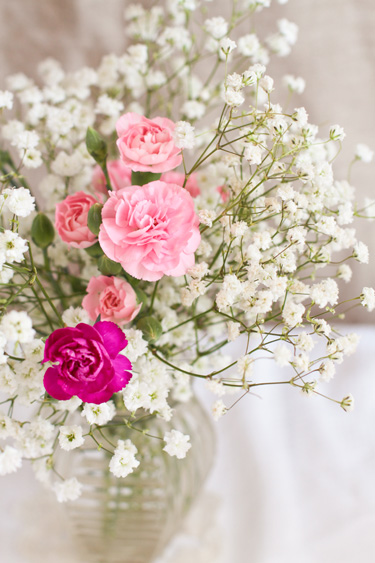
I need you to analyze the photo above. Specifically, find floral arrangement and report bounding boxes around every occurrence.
[0,0,374,504]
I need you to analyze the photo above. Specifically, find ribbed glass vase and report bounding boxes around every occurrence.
[61,395,215,563]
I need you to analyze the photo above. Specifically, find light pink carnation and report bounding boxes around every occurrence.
[116,113,182,173]
[98,181,201,281]
[160,171,201,198]
[92,160,132,195]
[55,191,98,249]
[82,275,141,325]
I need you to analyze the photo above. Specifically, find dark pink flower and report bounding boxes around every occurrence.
[42,322,132,404]
[116,113,182,173]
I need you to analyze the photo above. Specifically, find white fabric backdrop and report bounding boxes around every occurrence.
[1,325,375,562]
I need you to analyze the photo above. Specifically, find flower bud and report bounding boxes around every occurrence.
[131,171,161,186]
[86,127,108,167]
[136,316,162,342]
[87,203,103,236]
[31,212,55,249]
[97,255,123,276]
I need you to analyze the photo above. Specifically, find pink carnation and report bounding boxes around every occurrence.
[161,171,201,198]
[99,181,201,281]
[43,321,132,404]
[92,160,132,195]
[82,275,141,325]
[116,113,182,173]
[55,191,98,249]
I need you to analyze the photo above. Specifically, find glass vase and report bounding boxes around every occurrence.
[60,395,215,563]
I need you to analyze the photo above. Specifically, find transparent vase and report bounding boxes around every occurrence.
[61,395,215,563]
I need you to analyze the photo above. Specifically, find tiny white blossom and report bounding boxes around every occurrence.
[82,401,116,426]
[360,287,375,312]
[227,321,240,342]
[274,344,292,367]
[212,400,227,421]
[205,17,228,39]
[220,37,237,55]
[244,144,263,165]
[0,446,22,476]
[163,429,191,459]
[5,187,35,217]
[353,241,369,264]
[173,121,195,149]
[1,310,35,343]
[330,124,346,141]
[62,306,90,327]
[283,74,305,94]
[319,360,336,382]
[109,439,140,478]
[59,425,85,451]
[0,90,14,110]
[54,477,83,502]
[355,143,373,163]
[198,209,216,227]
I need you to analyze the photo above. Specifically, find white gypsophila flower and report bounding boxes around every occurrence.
[55,396,82,412]
[282,301,305,327]
[278,18,298,44]
[12,130,39,151]
[0,267,14,284]
[330,124,346,141]
[0,230,28,266]
[237,355,253,378]
[340,394,354,413]
[198,209,216,227]
[227,321,240,342]
[0,413,17,439]
[204,16,228,39]
[173,121,195,149]
[4,187,35,217]
[319,360,336,382]
[274,344,292,367]
[244,144,263,165]
[337,264,352,283]
[22,148,43,169]
[283,74,305,94]
[310,279,339,308]
[187,262,209,279]
[360,287,375,312]
[58,425,85,451]
[0,363,17,396]
[62,306,90,327]
[223,87,244,107]
[238,34,260,57]
[51,151,83,177]
[182,100,205,120]
[95,94,124,117]
[220,37,237,55]
[82,401,116,426]
[109,439,140,478]
[259,75,274,93]
[205,379,226,397]
[163,429,191,459]
[32,458,52,485]
[212,400,227,421]
[171,371,193,403]
[355,143,374,163]
[0,90,13,110]
[353,241,369,263]
[0,446,22,476]
[54,477,83,502]
[1,310,35,343]
[122,328,148,362]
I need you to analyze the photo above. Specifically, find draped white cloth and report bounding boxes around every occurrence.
[1,325,375,562]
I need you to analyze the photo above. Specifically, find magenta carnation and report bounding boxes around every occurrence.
[42,321,132,404]
[98,181,201,281]
[116,113,182,173]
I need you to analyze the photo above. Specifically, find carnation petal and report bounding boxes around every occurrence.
[44,367,72,400]
[94,321,127,358]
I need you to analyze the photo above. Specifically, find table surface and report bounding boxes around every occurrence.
[1,324,375,563]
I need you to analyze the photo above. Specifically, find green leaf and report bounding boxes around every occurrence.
[136,316,162,342]
[131,171,162,186]
[31,213,55,249]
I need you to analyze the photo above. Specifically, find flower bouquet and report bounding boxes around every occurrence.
[0,0,374,559]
